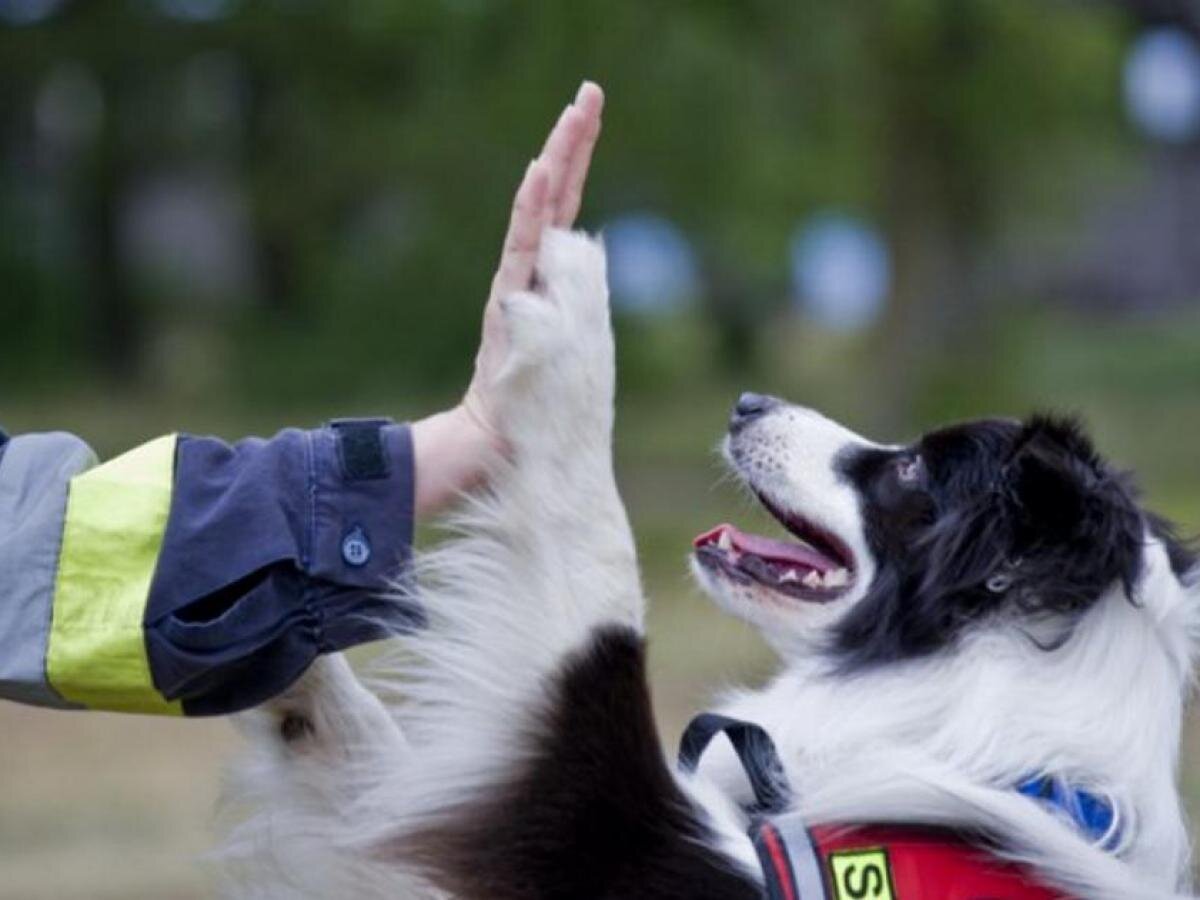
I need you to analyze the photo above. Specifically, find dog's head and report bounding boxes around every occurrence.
[692,394,1197,666]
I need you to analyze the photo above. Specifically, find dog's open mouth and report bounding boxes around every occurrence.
[693,493,856,602]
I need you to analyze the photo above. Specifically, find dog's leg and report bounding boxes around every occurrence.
[389,229,640,767]
[380,231,760,899]
[383,226,637,859]
[218,655,428,899]
[238,652,406,763]
[486,226,641,628]
[217,233,638,899]
[217,231,639,899]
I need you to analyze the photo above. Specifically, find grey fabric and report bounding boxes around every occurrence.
[0,433,96,708]
[774,813,827,900]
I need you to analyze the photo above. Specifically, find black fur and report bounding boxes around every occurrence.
[405,626,762,900]
[834,414,1161,668]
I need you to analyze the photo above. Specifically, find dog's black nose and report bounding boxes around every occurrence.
[730,392,778,431]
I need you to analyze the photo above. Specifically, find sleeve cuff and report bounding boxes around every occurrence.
[308,419,415,591]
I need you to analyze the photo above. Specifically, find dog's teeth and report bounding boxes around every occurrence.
[825,568,850,588]
[802,570,821,588]
[717,531,733,552]
[780,569,799,583]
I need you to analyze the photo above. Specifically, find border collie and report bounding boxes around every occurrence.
[220,230,1199,900]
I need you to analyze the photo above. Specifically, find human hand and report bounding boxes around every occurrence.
[413,81,605,516]
[462,80,605,449]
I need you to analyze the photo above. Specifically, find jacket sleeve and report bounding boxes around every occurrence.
[0,419,420,717]
[0,430,98,710]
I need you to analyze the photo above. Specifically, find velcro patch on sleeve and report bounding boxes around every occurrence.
[330,418,390,482]
[827,848,895,900]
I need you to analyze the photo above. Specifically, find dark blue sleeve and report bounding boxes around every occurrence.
[143,418,422,716]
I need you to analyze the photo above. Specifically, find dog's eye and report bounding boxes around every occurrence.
[895,455,923,485]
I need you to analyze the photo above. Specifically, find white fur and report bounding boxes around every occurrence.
[702,556,1198,899]
[218,229,672,897]
[699,402,1200,898]
[696,406,883,649]
[219,230,1200,900]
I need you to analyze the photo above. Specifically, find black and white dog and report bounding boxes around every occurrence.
[222,231,1199,899]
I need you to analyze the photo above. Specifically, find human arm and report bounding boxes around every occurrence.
[0,81,607,717]
[0,422,420,716]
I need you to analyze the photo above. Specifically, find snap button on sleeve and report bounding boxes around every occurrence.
[341,526,371,567]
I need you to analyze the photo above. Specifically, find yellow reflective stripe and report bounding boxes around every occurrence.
[46,434,182,715]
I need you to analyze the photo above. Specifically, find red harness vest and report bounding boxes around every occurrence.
[678,714,1074,900]
[755,820,1068,899]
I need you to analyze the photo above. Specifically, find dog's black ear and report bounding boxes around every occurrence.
[1004,414,1144,606]
[1007,418,1096,543]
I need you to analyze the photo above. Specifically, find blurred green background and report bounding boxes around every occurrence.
[2,0,1199,896]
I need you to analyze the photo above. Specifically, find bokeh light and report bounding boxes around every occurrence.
[155,0,237,22]
[1124,27,1200,144]
[35,63,104,152]
[0,0,64,26]
[790,213,890,333]
[603,213,699,315]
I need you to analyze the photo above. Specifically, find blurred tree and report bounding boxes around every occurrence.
[0,0,1134,416]
[855,0,1124,431]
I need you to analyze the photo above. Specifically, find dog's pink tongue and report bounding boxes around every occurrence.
[693,524,837,573]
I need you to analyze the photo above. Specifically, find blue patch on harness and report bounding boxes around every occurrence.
[1017,775,1120,850]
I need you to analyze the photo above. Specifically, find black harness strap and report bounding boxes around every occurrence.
[678,713,792,815]
[679,713,828,900]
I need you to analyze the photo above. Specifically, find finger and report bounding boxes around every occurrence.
[493,160,550,297]
[554,82,604,227]
[539,105,588,222]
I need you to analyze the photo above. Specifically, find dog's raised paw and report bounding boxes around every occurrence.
[495,228,614,456]
[535,228,610,330]
[499,289,565,372]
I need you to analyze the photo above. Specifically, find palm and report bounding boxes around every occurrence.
[464,82,605,442]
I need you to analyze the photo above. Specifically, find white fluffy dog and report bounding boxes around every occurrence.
[219,230,1199,900]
